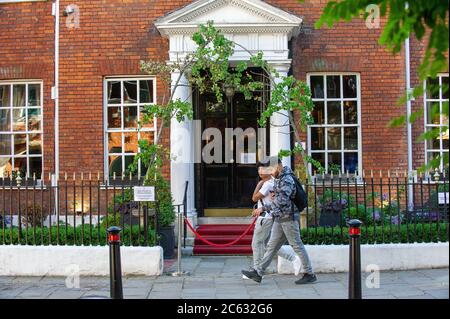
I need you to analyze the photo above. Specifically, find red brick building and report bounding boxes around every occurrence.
[0,0,448,218]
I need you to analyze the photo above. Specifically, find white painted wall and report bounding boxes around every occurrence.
[0,245,164,276]
[278,242,449,274]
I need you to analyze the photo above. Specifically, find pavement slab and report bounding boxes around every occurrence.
[0,256,447,299]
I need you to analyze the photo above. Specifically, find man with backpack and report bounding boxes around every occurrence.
[242,157,316,285]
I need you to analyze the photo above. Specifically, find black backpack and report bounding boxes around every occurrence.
[289,174,308,212]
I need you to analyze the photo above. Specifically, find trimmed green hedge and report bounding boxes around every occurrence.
[300,222,448,245]
[0,224,156,246]
[0,223,447,246]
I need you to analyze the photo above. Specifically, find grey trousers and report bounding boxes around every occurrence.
[252,216,297,269]
[255,219,313,276]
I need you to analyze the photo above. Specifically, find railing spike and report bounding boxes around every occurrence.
[73,172,76,181]
[113,172,116,180]
[64,172,67,181]
[97,171,100,181]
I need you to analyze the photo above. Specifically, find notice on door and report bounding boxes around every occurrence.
[134,186,155,202]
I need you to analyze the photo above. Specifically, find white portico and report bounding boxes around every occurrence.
[155,0,303,216]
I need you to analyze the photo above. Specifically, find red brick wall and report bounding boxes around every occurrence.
[0,0,434,181]
[0,1,55,176]
[267,0,409,173]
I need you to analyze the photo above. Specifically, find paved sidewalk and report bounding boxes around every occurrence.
[0,257,448,299]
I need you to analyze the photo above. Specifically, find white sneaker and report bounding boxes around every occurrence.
[242,274,250,279]
[293,256,302,276]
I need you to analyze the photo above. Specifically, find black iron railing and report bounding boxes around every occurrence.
[0,172,448,246]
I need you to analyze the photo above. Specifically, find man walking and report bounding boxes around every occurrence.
[243,161,302,279]
[242,157,316,285]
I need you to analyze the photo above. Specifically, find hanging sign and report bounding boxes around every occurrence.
[134,186,155,202]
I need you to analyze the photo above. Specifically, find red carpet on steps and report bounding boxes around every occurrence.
[193,224,255,255]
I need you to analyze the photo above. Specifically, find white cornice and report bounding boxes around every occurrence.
[155,0,302,37]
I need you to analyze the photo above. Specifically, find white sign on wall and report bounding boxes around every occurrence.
[438,192,449,205]
[134,186,155,202]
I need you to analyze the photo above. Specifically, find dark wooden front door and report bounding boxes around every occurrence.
[194,86,270,216]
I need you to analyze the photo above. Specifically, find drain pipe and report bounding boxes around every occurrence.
[52,0,60,178]
[405,36,414,210]
[52,1,60,219]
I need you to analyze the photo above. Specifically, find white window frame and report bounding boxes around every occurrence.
[306,73,362,176]
[0,80,44,179]
[423,73,449,171]
[103,76,157,181]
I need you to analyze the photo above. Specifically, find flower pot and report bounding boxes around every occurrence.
[319,209,341,227]
[157,225,175,259]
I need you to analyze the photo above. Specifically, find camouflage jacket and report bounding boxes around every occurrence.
[261,166,298,221]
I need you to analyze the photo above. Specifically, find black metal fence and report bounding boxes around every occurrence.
[300,171,449,245]
[0,173,173,247]
[0,171,448,246]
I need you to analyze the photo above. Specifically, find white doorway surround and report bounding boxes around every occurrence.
[155,0,303,219]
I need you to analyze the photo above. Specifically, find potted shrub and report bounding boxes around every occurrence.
[318,189,352,227]
[151,171,176,259]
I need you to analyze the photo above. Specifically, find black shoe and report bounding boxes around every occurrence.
[241,269,262,283]
[295,273,317,285]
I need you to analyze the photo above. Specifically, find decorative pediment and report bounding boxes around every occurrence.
[155,0,303,35]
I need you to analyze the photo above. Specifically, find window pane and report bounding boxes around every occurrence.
[344,101,358,124]
[427,152,440,165]
[124,155,136,175]
[427,78,440,99]
[327,127,341,150]
[427,102,440,125]
[344,127,358,150]
[327,101,341,124]
[311,127,325,150]
[28,84,40,106]
[109,155,122,177]
[0,134,11,155]
[29,157,42,178]
[27,108,41,131]
[13,108,26,131]
[140,106,155,128]
[14,134,26,155]
[140,131,154,144]
[123,106,137,128]
[426,128,440,150]
[0,157,12,177]
[0,85,10,107]
[312,101,324,125]
[12,85,26,107]
[442,132,448,149]
[14,157,27,177]
[107,107,121,129]
[311,153,324,173]
[328,153,342,172]
[310,76,324,99]
[124,132,138,153]
[0,109,11,131]
[140,80,154,103]
[442,76,449,99]
[123,81,137,104]
[28,134,42,155]
[326,75,340,98]
[107,81,121,104]
[343,75,357,98]
[108,132,122,153]
[344,153,358,174]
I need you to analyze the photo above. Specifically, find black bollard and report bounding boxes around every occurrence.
[347,219,362,299]
[107,226,123,299]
